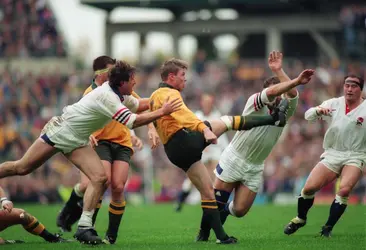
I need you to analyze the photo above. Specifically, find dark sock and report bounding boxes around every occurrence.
[40,229,58,242]
[92,199,103,226]
[214,189,231,225]
[66,200,83,226]
[66,189,83,208]
[177,190,190,205]
[107,201,126,238]
[201,200,228,240]
[60,189,83,219]
[23,216,56,242]
[297,196,314,221]
[230,115,275,131]
[325,199,347,229]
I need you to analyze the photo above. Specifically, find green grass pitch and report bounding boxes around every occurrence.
[1,204,365,250]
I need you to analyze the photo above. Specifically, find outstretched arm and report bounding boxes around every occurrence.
[268,51,298,98]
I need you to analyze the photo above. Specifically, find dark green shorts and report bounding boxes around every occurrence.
[95,140,133,164]
[164,121,212,172]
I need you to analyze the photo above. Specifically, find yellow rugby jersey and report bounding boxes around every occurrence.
[83,82,140,150]
[149,83,208,144]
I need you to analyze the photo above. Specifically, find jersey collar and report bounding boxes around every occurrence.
[91,80,98,90]
[110,84,124,102]
[159,82,177,90]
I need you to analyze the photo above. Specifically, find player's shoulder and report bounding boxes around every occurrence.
[327,96,344,106]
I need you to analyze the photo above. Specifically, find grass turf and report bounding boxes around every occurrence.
[1,204,365,250]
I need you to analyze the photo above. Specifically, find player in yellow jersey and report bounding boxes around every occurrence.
[0,186,69,244]
[150,58,289,244]
[57,56,160,244]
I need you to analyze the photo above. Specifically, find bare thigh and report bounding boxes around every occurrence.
[16,138,58,175]
[65,146,106,182]
[338,165,363,196]
[303,163,338,195]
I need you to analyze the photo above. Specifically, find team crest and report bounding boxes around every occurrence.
[356,117,364,126]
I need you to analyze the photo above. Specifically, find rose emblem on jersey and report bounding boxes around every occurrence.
[356,117,364,126]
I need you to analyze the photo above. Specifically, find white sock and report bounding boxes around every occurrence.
[300,188,315,199]
[74,183,84,198]
[78,210,94,228]
[228,201,236,217]
[335,194,348,205]
[182,178,192,192]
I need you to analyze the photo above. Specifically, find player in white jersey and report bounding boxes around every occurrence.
[284,75,365,237]
[202,52,314,238]
[0,61,182,245]
[175,94,230,212]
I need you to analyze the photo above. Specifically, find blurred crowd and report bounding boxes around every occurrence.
[0,1,365,204]
[0,0,66,58]
[0,50,365,203]
[340,5,366,59]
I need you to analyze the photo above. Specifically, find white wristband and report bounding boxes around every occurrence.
[0,197,8,204]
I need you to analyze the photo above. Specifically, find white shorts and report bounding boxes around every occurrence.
[215,148,264,193]
[320,149,366,175]
[40,116,88,154]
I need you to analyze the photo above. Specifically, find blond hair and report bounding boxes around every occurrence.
[160,58,189,81]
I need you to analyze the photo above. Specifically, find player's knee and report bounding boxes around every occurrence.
[90,173,108,186]
[234,206,249,218]
[338,185,352,197]
[111,181,125,195]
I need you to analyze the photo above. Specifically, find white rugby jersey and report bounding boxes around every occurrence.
[221,88,298,165]
[305,96,366,154]
[60,82,139,140]
[195,109,229,151]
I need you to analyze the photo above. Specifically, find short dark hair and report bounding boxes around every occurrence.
[160,58,188,81]
[108,60,136,88]
[344,74,364,90]
[263,76,280,88]
[92,56,115,72]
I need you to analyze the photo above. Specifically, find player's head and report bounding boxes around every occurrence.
[93,56,116,84]
[160,58,188,91]
[344,75,364,102]
[108,60,137,95]
[263,76,281,109]
[200,93,215,115]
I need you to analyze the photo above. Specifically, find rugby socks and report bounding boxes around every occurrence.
[297,189,315,221]
[106,201,126,238]
[62,184,84,225]
[214,189,231,224]
[221,115,276,131]
[22,214,55,242]
[92,198,103,226]
[201,199,228,240]
[324,195,348,229]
